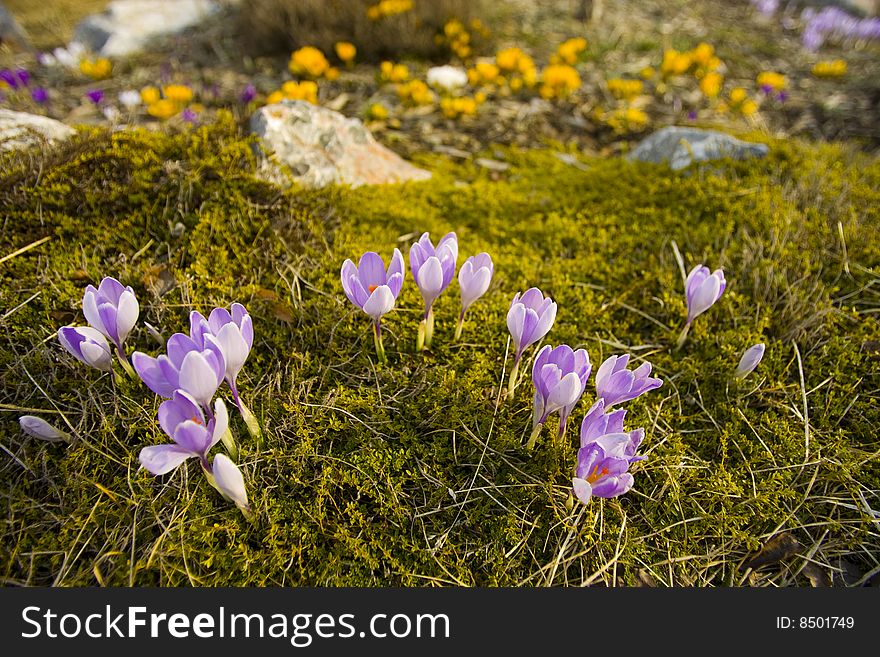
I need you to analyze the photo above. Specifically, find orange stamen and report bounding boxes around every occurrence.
[190,415,203,426]
[368,284,378,293]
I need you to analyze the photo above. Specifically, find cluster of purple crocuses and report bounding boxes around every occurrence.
[504,284,662,505]
[340,232,494,362]
[47,276,254,518]
[750,1,880,51]
[0,67,49,105]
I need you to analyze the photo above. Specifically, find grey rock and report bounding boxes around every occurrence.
[628,126,769,170]
[0,2,29,49]
[0,110,75,151]
[250,101,431,188]
[74,0,219,57]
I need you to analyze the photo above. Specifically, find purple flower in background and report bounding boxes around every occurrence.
[0,69,18,88]
[506,287,557,399]
[182,107,199,124]
[132,332,226,408]
[678,264,726,347]
[455,252,493,340]
[340,249,405,363]
[139,392,228,474]
[240,83,256,104]
[30,87,49,104]
[16,69,29,87]
[409,232,458,350]
[527,344,591,447]
[82,277,139,362]
[735,343,766,379]
[57,326,113,372]
[687,110,697,120]
[800,7,880,51]
[86,89,104,105]
[19,415,72,443]
[750,0,779,18]
[595,354,662,407]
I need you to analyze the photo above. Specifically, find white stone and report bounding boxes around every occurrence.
[628,126,769,170]
[0,110,75,151]
[74,0,219,57]
[250,101,431,188]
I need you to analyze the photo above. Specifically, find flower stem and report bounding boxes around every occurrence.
[507,357,521,401]
[424,307,435,347]
[231,381,262,446]
[675,323,691,351]
[416,318,426,352]
[373,321,387,364]
[557,416,569,441]
[453,311,465,341]
[526,422,543,450]
[117,350,137,380]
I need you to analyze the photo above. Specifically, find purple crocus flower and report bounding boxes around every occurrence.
[595,354,662,407]
[506,287,557,399]
[82,277,139,363]
[579,399,644,462]
[240,83,256,104]
[16,69,29,87]
[455,252,493,340]
[131,332,226,409]
[211,453,251,516]
[86,89,104,105]
[341,249,405,363]
[0,69,18,88]
[30,87,49,104]
[19,415,72,443]
[182,107,199,124]
[572,432,638,505]
[409,232,458,350]
[139,391,228,475]
[735,343,765,379]
[57,326,113,372]
[678,264,726,347]
[528,344,591,447]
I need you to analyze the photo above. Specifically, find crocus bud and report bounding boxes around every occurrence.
[57,326,113,371]
[211,453,251,514]
[528,344,591,447]
[685,264,726,325]
[458,253,493,313]
[735,343,765,379]
[19,415,71,443]
[507,287,557,362]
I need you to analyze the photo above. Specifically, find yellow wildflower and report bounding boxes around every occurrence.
[640,67,656,79]
[147,99,178,120]
[553,37,588,65]
[756,71,787,91]
[604,107,649,134]
[366,0,413,20]
[729,87,757,116]
[607,78,644,101]
[140,86,161,105]
[660,49,692,78]
[163,84,193,103]
[539,64,581,99]
[289,46,330,79]
[366,103,389,120]
[440,96,479,119]
[812,59,847,78]
[396,79,433,106]
[79,57,112,80]
[281,80,318,104]
[266,90,284,105]
[380,61,410,83]
[335,42,356,64]
[699,71,723,99]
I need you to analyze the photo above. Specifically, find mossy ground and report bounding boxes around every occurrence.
[1,116,878,586]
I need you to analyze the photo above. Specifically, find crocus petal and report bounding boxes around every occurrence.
[735,343,765,379]
[173,420,211,455]
[546,371,584,413]
[212,453,249,508]
[459,263,492,310]
[358,251,387,288]
[132,352,176,397]
[506,303,526,351]
[362,285,395,320]
[215,322,249,380]
[688,274,722,322]
[231,303,253,348]
[416,256,444,306]
[572,478,593,505]
[139,444,193,475]
[157,390,204,439]
[98,276,125,304]
[178,351,220,408]
[80,340,113,370]
[207,306,233,335]
[210,398,229,449]
[115,289,139,345]
[82,287,107,337]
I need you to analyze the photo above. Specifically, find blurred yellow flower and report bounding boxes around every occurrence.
[366,0,413,20]
[147,99,178,120]
[163,84,193,103]
[553,37,587,65]
[380,61,410,83]
[699,71,723,99]
[660,49,692,78]
[266,90,284,104]
[604,107,649,134]
[280,80,319,103]
[729,87,757,115]
[440,95,480,119]
[366,103,389,120]
[140,86,161,105]
[496,47,535,76]
[812,59,847,78]
[607,78,644,101]
[756,71,787,91]
[396,79,433,106]
[335,42,356,64]
[80,57,112,80]
[640,66,656,79]
[325,67,340,81]
[539,64,581,99]
[289,46,330,79]
[468,60,500,86]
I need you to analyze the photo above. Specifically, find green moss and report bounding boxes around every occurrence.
[1,116,878,586]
